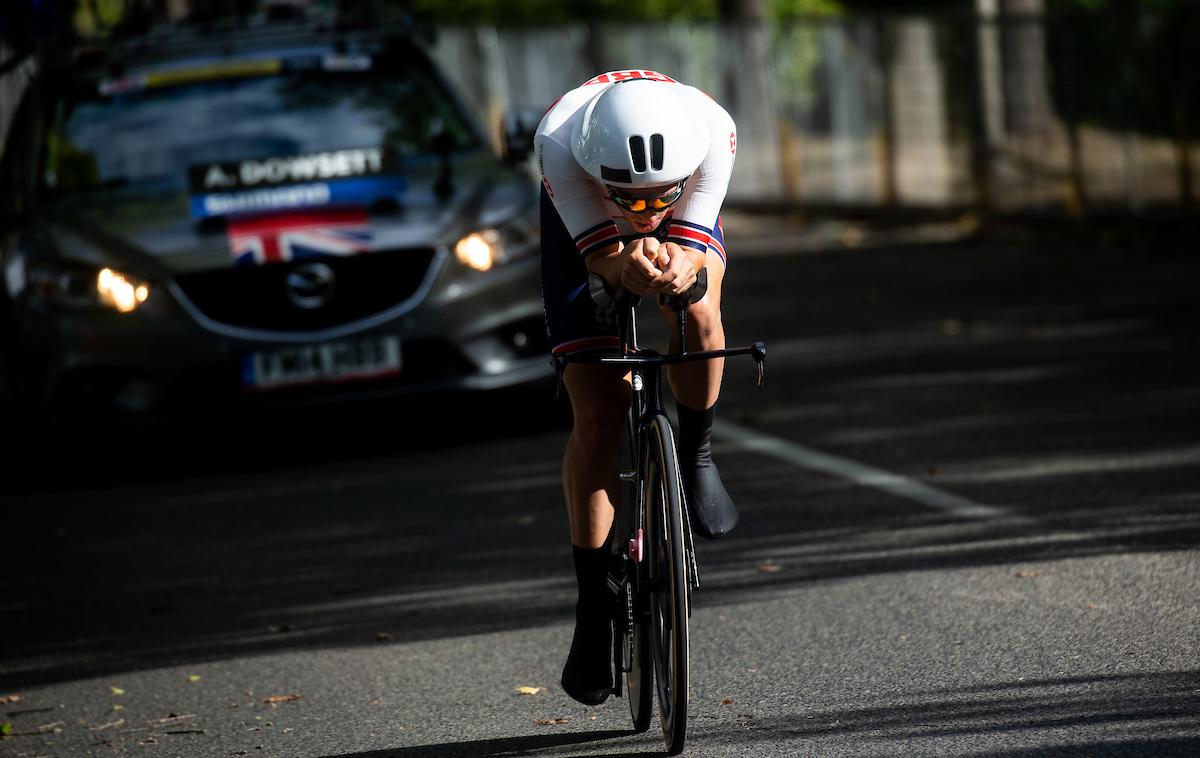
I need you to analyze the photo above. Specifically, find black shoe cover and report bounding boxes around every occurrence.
[677,403,739,539]
[560,545,614,705]
[682,456,739,539]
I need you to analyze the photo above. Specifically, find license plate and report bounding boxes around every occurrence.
[241,335,401,391]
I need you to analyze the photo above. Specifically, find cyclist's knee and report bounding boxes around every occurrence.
[659,297,724,346]
[687,297,723,339]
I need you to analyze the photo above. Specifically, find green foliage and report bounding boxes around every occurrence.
[833,0,965,12]
[398,0,716,24]
[397,0,846,24]
[770,0,845,20]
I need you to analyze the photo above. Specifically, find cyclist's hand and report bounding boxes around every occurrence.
[650,242,705,297]
[621,236,664,295]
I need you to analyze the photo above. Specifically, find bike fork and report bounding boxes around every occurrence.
[680,490,702,592]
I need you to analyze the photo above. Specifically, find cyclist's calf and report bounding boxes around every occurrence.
[562,365,633,548]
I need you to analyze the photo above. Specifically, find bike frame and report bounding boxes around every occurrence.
[553,289,766,575]
[553,282,765,754]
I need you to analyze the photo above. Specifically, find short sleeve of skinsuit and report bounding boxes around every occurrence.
[533,71,737,261]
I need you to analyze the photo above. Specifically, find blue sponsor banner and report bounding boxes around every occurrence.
[189,176,407,219]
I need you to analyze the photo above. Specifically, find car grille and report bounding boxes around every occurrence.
[173,249,438,332]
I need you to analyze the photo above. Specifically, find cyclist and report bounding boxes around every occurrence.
[534,70,738,706]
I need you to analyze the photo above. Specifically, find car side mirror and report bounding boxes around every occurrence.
[500,107,542,164]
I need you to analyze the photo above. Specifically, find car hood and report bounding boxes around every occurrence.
[44,151,536,276]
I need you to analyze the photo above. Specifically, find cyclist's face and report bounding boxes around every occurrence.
[619,205,668,232]
[607,180,686,232]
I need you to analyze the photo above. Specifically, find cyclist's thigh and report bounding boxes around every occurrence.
[564,364,632,429]
[661,217,727,314]
[540,188,621,356]
[698,247,725,311]
[657,247,726,320]
[698,217,727,310]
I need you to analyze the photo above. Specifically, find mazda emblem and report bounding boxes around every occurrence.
[286,262,336,309]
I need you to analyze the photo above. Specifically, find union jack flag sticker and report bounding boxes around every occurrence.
[226,208,372,266]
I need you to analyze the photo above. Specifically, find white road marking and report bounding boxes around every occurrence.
[934,445,1200,483]
[714,419,1010,520]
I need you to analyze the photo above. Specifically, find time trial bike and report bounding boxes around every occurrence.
[554,269,765,755]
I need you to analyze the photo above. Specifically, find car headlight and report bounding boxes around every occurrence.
[454,221,536,272]
[24,259,152,313]
[455,230,500,272]
[97,268,151,313]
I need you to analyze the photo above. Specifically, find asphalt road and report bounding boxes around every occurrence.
[2,218,1199,757]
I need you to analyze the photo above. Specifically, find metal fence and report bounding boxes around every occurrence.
[430,11,1199,217]
[2,9,1196,218]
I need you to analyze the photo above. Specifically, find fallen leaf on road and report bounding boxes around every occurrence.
[111,686,126,696]
[188,675,202,683]
[89,718,124,731]
[148,714,196,726]
[757,562,783,574]
[1014,570,1041,579]
[534,718,569,725]
[263,695,303,705]
[515,686,545,696]
[37,721,64,733]
[0,694,20,705]
[375,632,393,642]
[721,699,734,705]
[1,722,11,737]
[112,704,125,713]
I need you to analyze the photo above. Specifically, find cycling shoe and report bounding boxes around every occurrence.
[677,403,739,539]
[560,545,614,705]
[560,606,614,705]
[682,457,739,539]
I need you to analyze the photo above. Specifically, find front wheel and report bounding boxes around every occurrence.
[645,414,689,755]
[620,405,652,732]
[623,580,653,732]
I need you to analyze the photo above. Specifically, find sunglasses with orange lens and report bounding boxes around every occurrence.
[607,181,686,213]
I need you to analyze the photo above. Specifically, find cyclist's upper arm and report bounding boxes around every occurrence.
[535,133,620,258]
[664,88,736,255]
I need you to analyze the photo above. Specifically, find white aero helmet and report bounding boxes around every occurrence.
[570,78,709,189]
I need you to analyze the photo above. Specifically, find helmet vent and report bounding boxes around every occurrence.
[601,166,632,183]
[650,134,664,171]
[628,136,648,173]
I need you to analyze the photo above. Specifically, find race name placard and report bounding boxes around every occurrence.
[187,148,406,219]
[188,148,398,193]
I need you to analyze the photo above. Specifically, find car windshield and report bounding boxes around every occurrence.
[48,59,479,194]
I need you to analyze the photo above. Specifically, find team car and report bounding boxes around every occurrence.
[0,20,549,423]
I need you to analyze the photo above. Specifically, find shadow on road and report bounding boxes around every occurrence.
[1,379,571,495]
[316,729,652,758]
[716,671,1200,757]
[2,228,1198,698]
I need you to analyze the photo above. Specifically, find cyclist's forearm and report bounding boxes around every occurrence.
[584,242,624,288]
